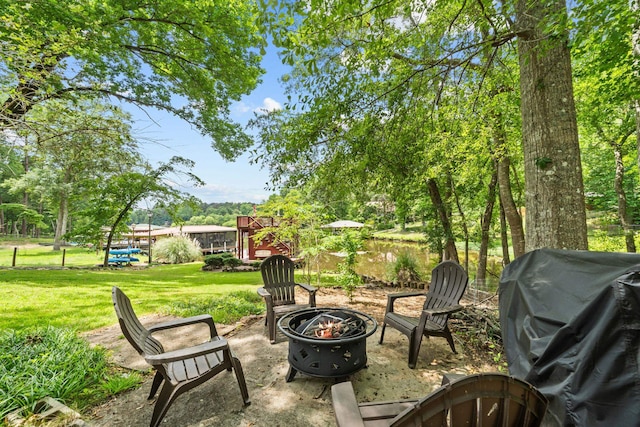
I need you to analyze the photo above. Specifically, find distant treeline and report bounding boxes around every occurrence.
[130,202,256,228]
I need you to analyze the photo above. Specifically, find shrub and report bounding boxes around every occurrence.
[0,327,139,419]
[204,254,225,268]
[330,231,364,301]
[204,252,238,269]
[223,257,243,268]
[337,266,362,301]
[388,251,422,285]
[153,235,202,264]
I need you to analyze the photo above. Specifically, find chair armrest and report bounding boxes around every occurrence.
[145,337,229,365]
[148,314,218,338]
[296,282,317,294]
[422,304,463,317]
[257,287,271,298]
[296,282,317,306]
[385,291,427,313]
[331,382,366,427]
[257,287,276,315]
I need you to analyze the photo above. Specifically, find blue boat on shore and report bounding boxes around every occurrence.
[109,247,141,265]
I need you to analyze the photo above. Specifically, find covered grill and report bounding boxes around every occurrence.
[499,248,640,426]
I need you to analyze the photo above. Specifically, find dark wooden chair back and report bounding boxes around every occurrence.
[423,260,469,328]
[379,260,469,368]
[331,373,549,427]
[260,254,297,306]
[112,286,163,357]
[392,373,548,427]
[258,254,317,343]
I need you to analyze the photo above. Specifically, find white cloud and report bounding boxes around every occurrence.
[255,97,282,114]
[232,98,282,117]
[387,0,430,31]
[233,101,253,114]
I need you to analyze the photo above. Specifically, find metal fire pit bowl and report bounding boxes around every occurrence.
[278,307,377,382]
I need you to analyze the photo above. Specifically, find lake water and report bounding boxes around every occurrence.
[318,239,503,292]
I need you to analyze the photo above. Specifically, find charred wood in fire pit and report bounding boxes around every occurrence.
[296,311,366,339]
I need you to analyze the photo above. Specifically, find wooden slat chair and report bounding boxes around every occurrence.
[112,287,250,427]
[257,254,317,343]
[332,373,549,427]
[379,260,469,368]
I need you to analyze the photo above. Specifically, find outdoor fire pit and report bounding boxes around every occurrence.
[278,307,377,382]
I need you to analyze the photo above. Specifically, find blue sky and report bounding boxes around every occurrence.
[130,45,287,204]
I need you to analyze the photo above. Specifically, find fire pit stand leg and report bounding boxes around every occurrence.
[285,366,298,383]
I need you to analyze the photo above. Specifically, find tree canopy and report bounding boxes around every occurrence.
[0,0,266,158]
[250,0,639,255]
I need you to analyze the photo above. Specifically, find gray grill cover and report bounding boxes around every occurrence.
[499,248,640,426]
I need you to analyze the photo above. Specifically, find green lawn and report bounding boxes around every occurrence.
[0,245,268,419]
[2,263,264,332]
[0,244,105,267]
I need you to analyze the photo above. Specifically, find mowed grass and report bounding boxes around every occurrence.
[2,262,264,332]
[1,244,265,419]
[0,243,107,267]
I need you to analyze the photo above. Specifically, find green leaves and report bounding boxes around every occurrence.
[0,327,110,419]
[1,0,266,155]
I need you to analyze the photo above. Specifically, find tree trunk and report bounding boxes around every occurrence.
[103,198,141,266]
[21,154,28,237]
[53,194,68,251]
[426,178,459,263]
[516,0,588,251]
[0,195,4,235]
[104,230,115,266]
[633,0,640,172]
[636,100,640,173]
[498,193,511,265]
[36,202,43,238]
[613,146,636,252]
[395,198,407,231]
[485,34,525,259]
[477,167,498,290]
[496,157,525,257]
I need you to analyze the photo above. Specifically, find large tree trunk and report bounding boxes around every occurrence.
[426,178,459,263]
[496,157,525,257]
[477,166,498,289]
[516,0,588,251]
[491,114,526,258]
